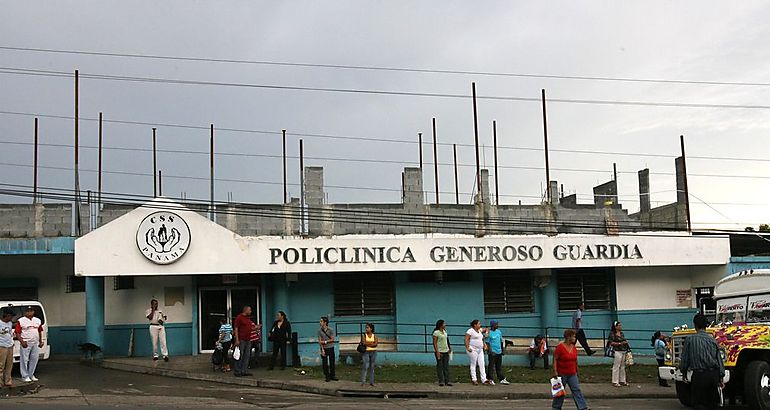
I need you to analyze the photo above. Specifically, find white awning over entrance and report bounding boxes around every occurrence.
[75,199,731,277]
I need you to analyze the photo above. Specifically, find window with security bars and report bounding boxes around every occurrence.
[557,268,612,311]
[66,275,86,293]
[483,271,534,314]
[113,276,135,291]
[334,273,394,316]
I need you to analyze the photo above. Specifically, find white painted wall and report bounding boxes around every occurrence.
[104,275,192,325]
[615,265,727,310]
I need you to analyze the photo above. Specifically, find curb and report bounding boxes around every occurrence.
[98,361,677,400]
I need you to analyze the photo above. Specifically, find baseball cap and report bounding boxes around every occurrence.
[490,320,499,327]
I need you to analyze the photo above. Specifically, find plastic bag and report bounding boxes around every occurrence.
[551,377,566,398]
[233,346,241,361]
[625,351,635,366]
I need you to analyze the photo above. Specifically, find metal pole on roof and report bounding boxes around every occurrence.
[33,117,38,203]
[541,89,551,204]
[282,129,287,204]
[98,112,103,205]
[152,127,157,198]
[418,132,423,169]
[493,120,499,206]
[432,118,439,204]
[453,143,459,204]
[680,135,692,232]
[472,82,482,204]
[210,124,215,221]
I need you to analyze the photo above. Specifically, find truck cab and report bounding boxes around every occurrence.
[659,269,770,410]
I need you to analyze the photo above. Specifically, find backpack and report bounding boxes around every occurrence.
[212,346,224,366]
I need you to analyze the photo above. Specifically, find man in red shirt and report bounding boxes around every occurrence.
[233,306,255,377]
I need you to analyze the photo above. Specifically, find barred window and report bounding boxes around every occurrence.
[557,268,612,311]
[483,270,534,314]
[66,275,86,293]
[113,276,135,291]
[334,273,394,316]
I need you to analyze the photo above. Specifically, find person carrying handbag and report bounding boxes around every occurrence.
[608,321,630,387]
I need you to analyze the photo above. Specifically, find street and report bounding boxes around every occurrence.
[0,359,749,409]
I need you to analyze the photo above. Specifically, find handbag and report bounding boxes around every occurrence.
[550,377,566,398]
[625,350,635,366]
[356,334,367,354]
[604,341,615,358]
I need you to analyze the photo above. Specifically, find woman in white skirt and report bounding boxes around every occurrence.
[464,319,490,385]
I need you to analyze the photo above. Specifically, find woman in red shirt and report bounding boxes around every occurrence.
[552,328,589,410]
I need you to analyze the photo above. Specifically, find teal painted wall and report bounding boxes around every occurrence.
[49,323,193,357]
[0,237,75,255]
[729,256,770,274]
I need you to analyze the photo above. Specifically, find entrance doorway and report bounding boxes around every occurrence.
[198,287,259,353]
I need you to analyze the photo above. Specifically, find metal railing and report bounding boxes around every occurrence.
[286,320,660,356]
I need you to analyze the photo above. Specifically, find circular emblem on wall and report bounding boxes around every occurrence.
[136,211,191,265]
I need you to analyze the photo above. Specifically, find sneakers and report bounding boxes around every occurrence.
[31,376,39,382]
[23,377,32,383]
[500,378,510,385]
[484,380,495,385]
[163,356,169,362]
[153,356,159,361]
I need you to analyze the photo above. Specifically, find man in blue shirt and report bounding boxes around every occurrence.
[485,320,509,385]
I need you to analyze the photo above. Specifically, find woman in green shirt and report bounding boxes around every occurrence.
[432,319,452,386]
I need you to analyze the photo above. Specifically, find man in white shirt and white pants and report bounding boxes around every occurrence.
[145,299,169,361]
[17,306,44,382]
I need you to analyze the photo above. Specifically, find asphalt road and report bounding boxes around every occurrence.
[1,359,749,409]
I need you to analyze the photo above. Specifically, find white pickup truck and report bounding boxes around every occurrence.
[2,301,51,363]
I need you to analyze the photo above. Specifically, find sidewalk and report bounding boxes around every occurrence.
[99,355,677,400]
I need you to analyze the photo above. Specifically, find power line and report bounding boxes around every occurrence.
[3,109,770,164]
[2,45,769,88]
[4,66,770,110]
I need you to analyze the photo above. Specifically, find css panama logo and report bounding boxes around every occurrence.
[136,211,191,265]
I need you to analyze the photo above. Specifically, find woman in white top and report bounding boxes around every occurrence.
[464,319,489,385]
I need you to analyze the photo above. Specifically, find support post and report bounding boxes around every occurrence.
[98,112,103,205]
[33,117,38,203]
[152,127,157,198]
[541,89,551,204]
[472,82,482,204]
[282,129,287,204]
[432,117,439,204]
[418,132,423,169]
[85,276,105,352]
[453,144,459,204]
[299,139,305,235]
[210,124,214,221]
[493,120,499,206]
[74,70,81,236]
[158,170,163,196]
[680,135,692,232]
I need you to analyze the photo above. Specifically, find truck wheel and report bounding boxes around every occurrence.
[676,381,693,407]
[744,360,770,410]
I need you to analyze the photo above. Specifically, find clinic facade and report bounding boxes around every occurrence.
[0,164,734,364]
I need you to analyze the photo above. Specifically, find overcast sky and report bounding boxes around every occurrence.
[2,1,770,230]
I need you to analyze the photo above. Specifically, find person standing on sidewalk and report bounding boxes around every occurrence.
[485,320,508,385]
[268,311,291,370]
[145,299,169,362]
[360,323,378,386]
[680,314,725,410]
[652,331,669,387]
[432,319,452,387]
[233,305,255,377]
[609,321,629,387]
[16,306,43,383]
[552,328,589,410]
[318,316,338,382]
[0,308,15,388]
[217,317,233,373]
[571,302,595,356]
[464,319,489,385]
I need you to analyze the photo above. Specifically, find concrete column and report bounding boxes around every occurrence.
[536,269,559,338]
[85,276,105,349]
[477,169,490,204]
[638,169,650,213]
[402,167,424,207]
[593,180,618,208]
[304,167,325,235]
[191,276,198,356]
[675,157,686,204]
[549,180,559,205]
